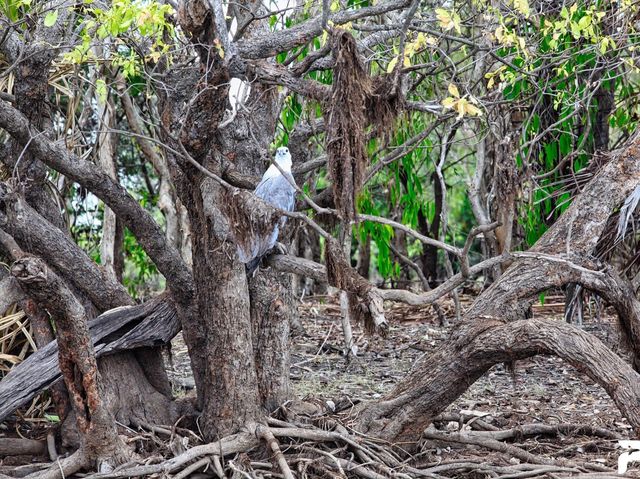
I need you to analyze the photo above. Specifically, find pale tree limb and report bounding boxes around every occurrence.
[0,276,25,315]
[118,82,192,266]
[96,92,121,282]
[235,0,412,59]
[435,124,461,321]
[256,425,295,479]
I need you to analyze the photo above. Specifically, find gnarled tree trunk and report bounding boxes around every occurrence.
[356,136,640,444]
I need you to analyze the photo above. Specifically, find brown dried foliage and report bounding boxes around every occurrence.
[325,29,371,221]
[325,29,404,221]
[220,188,281,258]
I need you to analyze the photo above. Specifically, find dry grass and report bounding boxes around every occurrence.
[0,303,52,421]
[0,306,33,379]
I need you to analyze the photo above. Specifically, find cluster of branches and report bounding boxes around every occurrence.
[0,0,640,476]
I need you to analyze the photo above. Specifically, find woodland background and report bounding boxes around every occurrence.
[0,0,640,477]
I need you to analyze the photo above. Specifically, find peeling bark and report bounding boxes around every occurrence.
[0,294,179,423]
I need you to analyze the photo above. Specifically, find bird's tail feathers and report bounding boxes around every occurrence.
[245,257,262,276]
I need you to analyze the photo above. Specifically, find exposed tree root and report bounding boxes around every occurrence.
[1,414,630,479]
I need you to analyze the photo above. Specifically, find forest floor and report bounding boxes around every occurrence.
[1,292,638,477]
[162,291,640,477]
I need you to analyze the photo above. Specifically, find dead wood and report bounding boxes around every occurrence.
[0,438,46,456]
[356,318,640,443]
[11,257,131,471]
[422,426,609,471]
[0,294,178,423]
[325,236,388,335]
[354,137,640,444]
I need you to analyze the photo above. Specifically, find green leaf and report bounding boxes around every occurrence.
[44,9,58,27]
[95,78,107,104]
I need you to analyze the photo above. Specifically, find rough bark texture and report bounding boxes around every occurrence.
[0,186,131,311]
[0,295,179,423]
[358,319,640,442]
[355,136,640,443]
[0,184,174,428]
[0,100,194,302]
[10,257,130,466]
[192,177,261,439]
[227,72,293,413]
[250,272,292,412]
[171,0,296,438]
[21,298,70,422]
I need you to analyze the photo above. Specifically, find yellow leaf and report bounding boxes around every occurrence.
[436,8,461,34]
[441,97,456,109]
[456,100,466,119]
[600,37,608,54]
[514,0,530,16]
[415,32,427,49]
[435,8,451,27]
[321,30,328,46]
[403,54,411,67]
[464,102,483,116]
[448,83,460,97]
[487,76,495,89]
[213,38,224,58]
[387,57,398,73]
[405,43,416,57]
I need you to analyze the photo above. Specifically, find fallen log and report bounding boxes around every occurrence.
[0,438,46,457]
[0,294,179,422]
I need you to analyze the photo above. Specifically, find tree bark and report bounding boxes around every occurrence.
[190,177,261,439]
[356,137,640,443]
[358,318,640,443]
[0,294,179,423]
[11,257,130,467]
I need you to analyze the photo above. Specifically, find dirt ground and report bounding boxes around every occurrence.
[163,292,640,476]
[1,292,638,477]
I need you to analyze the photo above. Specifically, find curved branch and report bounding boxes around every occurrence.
[356,137,640,443]
[0,186,132,310]
[236,0,412,59]
[356,318,640,442]
[0,100,194,302]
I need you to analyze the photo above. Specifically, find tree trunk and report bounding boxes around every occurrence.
[250,272,292,412]
[0,186,175,431]
[190,178,261,439]
[418,172,442,286]
[356,137,640,443]
[11,257,130,469]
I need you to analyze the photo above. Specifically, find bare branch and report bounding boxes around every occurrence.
[0,100,194,302]
[236,0,412,59]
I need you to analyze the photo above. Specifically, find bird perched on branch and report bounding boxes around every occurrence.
[237,146,296,275]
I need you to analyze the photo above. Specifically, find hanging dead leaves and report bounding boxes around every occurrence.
[325,28,404,222]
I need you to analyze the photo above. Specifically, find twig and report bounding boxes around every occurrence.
[256,425,295,479]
